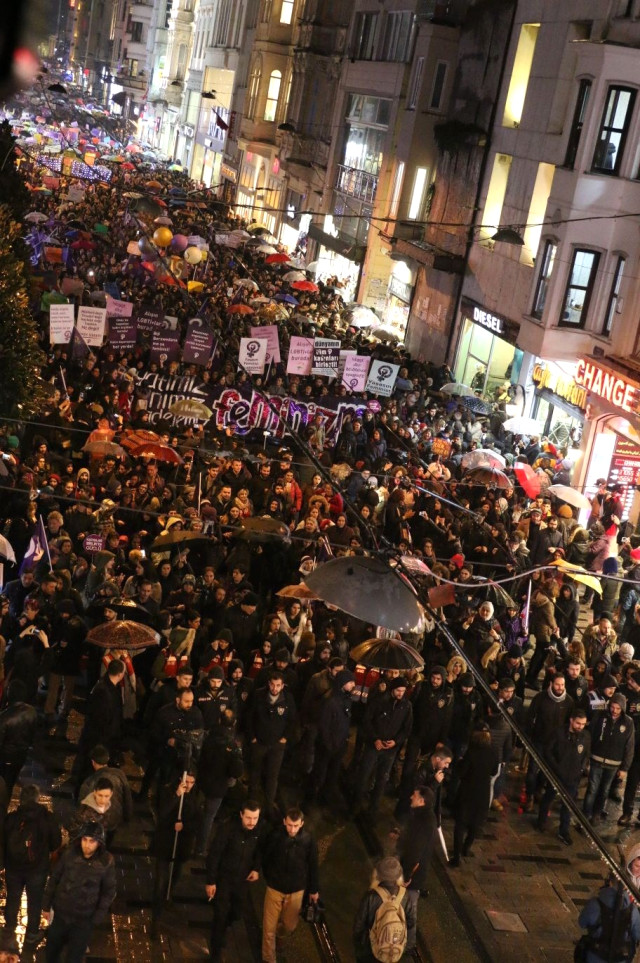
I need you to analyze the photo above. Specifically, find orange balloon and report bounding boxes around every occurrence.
[153,227,173,248]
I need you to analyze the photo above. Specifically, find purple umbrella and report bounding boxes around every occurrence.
[275,292,299,305]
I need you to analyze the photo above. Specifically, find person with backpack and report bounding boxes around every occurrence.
[3,784,62,947]
[353,855,416,963]
[577,878,640,962]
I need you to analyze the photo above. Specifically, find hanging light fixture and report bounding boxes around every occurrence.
[491,227,524,245]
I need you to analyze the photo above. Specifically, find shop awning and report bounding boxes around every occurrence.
[307,223,365,263]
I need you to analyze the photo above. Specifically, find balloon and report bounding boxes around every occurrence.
[138,236,157,258]
[153,227,173,248]
[169,233,188,253]
[184,246,202,265]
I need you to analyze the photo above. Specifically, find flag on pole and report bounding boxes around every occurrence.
[70,325,92,361]
[20,516,50,573]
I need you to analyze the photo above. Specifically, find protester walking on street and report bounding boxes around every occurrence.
[260,807,319,963]
[353,856,416,963]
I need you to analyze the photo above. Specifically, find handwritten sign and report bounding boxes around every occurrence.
[76,306,106,346]
[49,303,74,344]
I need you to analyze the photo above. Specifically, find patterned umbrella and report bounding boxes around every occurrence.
[131,443,183,465]
[119,428,162,452]
[460,395,492,415]
[83,440,127,458]
[461,449,506,470]
[87,620,160,650]
[276,583,319,600]
[464,466,511,489]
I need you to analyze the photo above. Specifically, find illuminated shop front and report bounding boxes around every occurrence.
[576,357,640,528]
[530,360,585,450]
[454,298,523,398]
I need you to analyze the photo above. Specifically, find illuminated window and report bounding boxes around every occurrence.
[389,161,405,217]
[531,240,557,318]
[592,86,636,175]
[482,153,512,238]
[559,249,600,328]
[521,162,555,264]
[280,0,294,23]
[264,70,282,122]
[246,59,262,119]
[502,23,540,127]
[603,255,625,334]
[407,167,428,220]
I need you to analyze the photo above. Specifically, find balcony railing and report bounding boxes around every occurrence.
[335,164,378,203]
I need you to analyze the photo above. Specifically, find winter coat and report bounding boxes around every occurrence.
[454,742,499,828]
[43,839,116,923]
[4,801,62,874]
[205,814,266,889]
[67,793,118,837]
[590,708,635,770]
[543,724,591,786]
[261,824,319,895]
[554,588,579,643]
[152,787,201,861]
[410,681,453,748]
[578,886,640,963]
[583,625,618,668]
[197,729,243,800]
[0,701,37,762]
[81,676,123,751]
[397,804,437,891]
[526,687,574,749]
[362,692,413,748]
[79,766,133,827]
[317,681,352,754]
[449,687,483,746]
[529,590,557,646]
[299,667,333,724]
[48,615,86,675]
[195,681,237,730]
[246,686,298,745]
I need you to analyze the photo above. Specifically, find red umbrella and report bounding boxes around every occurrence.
[291,279,319,292]
[121,162,135,170]
[513,462,541,498]
[265,253,290,264]
[70,240,97,250]
[228,303,255,315]
[132,443,183,465]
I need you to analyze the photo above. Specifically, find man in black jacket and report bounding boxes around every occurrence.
[618,670,640,826]
[393,785,436,950]
[584,693,635,822]
[195,665,237,731]
[524,673,574,812]
[205,801,264,963]
[43,821,116,963]
[4,784,62,946]
[356,678,413,816]
[138,666,194,797]
[247,671,297,810]
[261,808,319,963]
[74,659,126,784]
[0,680,38,793]
[536,709,590,845]
[401,666,453,794]
[43,600,85,725]
[310,669,355,810]
[151,688,205,788]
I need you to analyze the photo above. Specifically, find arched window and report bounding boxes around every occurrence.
[263,69,282,122]
[246,57,262,119]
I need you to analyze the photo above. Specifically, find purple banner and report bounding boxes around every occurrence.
[109,317,137,350]
[150,331,180,364]
[182,319,214,365]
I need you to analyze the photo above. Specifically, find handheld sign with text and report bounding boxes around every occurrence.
[240,337,268,375]
[312,338,341,377]
[250,324,280,364]
[49,303,74,344]
[83,534,105,554]
[150,330,180,364]
[76,306,107,346]
[286,336,314,375]
[183,318,214,364]
[109,317,137,350]
[431,438,452,459]
[342,354,371,392]
[365,360,399,397]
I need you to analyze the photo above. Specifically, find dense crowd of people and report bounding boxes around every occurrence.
[0,93,639,962]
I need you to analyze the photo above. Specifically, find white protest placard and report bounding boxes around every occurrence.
[365,359,400,397]
[286,336,314,375]
[76,306,107,346]
[312,338,341,377]
[343,354,371,392]
[240,337,268,375]
[250,324,281,363]
[49,303,74,344]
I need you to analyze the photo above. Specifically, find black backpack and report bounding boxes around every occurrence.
[590,897,634,962]
[6,809,46,867]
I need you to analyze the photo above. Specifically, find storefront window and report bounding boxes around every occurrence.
[454,317,520,398]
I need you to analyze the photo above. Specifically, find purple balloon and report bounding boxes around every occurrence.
[169,233,188,253]
[138,236,156,257]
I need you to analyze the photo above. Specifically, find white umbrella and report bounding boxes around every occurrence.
[230,229,250,239]
[250,296,273,305]
[25,212,48,223]
[441,382,475,397]
[234,278,259,291]
[461,448,506,470]
[348,305,379,328]
[256,244,277,254]
[283,270,306,281]
[371,327,397,342]
[547,485,592,510]
[502,416,544,435]
[306,260,319,272]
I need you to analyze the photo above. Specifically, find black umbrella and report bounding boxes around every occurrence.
[151,530,210,550]
[349,637,424,671]
[474,581,517,611]
[238,516,290,542]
